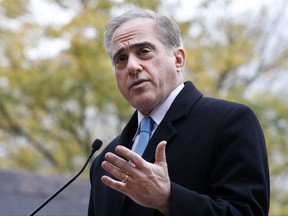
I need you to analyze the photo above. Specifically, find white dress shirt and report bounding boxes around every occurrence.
[131,83,184,152]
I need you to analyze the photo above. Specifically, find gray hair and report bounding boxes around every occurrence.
[104,9,183,60]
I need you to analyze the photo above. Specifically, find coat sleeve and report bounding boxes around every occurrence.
[169,105,270,216]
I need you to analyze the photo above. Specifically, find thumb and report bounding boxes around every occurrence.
[155,140,167,165]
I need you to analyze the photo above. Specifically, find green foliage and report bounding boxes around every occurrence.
[0,0,287,214]
[0,0,29,18]
[0,0,135,173]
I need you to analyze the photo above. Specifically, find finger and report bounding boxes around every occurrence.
[101,160,125,181]
[155,141,167,165]
[115,145,146,169]
[102,153,131,181]
[101,175,126,192]
[104,151,133,172]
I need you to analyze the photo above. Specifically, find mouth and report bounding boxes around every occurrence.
[129,79,149,89]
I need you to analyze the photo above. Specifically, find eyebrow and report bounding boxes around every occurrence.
[112,41,156,62]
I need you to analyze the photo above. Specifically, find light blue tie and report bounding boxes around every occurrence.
[134,117,154,156]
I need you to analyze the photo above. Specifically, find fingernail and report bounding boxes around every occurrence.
[105,152,111,159]
[116,145,123,152]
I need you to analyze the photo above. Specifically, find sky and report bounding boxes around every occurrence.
[29,0,274,25]
[170,0,271,21]
[26,0,276,60]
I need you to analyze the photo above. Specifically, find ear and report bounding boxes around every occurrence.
[174,47,186,72]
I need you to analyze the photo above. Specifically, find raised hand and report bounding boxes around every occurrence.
[101,141,170,215]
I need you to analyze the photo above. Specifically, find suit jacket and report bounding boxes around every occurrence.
[88,81,270,216]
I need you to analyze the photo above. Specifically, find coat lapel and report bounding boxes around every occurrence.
[118,111,138,149]
[143,81,203,163]
[118,81,203,215]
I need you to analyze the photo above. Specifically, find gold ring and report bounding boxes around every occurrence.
[122,174,129,183]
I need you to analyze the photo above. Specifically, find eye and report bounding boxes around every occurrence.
[139,47,151,54]
[137,47,153,58]
[115,55,127,64]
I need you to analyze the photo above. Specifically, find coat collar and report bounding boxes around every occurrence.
[118,81,203,162]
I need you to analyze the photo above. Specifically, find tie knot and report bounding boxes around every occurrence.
[140,116,153,134]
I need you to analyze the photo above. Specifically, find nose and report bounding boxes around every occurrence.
[127,55,142,74]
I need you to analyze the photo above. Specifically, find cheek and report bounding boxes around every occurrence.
[115,72,128,94]
[158,68,178,92]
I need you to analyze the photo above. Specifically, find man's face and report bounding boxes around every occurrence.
[111,18,185,115]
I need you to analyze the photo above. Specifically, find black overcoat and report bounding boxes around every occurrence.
[88,81,270,216]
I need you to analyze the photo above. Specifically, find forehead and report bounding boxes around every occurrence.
[111,18,157,52]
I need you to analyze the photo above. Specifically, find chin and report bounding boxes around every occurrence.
[133,102,157,115]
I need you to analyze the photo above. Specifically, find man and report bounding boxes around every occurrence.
[88,9,270,216]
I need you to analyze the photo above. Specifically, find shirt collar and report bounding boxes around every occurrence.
[137,83,184,126]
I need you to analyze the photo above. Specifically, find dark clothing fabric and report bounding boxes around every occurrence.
[88,81,270,216]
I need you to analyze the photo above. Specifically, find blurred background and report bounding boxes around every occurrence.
[0,0,287,215]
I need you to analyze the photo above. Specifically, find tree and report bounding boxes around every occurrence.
[177,0,288,214]
[0,0,287,214]
[0,0,134,173]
